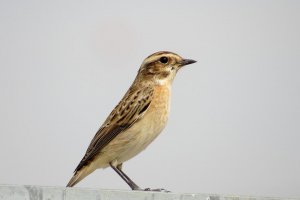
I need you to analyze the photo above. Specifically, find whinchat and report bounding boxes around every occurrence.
[67,51,196,191]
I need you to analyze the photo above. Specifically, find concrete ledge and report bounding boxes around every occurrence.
[0,185,299,200]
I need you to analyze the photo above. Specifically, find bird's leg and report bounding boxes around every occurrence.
[110,163,170,192]
[110,163,141,190]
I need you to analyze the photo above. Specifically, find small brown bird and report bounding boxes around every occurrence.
[67,51,196,191]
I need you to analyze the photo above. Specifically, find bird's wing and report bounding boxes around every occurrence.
[74,86,154,172]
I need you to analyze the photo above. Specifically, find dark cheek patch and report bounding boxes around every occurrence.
[142,60,171,78]
[146,63,162,74]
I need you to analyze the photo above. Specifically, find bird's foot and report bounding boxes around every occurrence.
[144,188,170,192]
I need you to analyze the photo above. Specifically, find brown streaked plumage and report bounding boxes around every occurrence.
[67,51,196,191]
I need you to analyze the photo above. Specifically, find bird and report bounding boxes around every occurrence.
[66,51,196,191]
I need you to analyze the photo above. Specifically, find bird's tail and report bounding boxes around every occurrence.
[66,166,94,187]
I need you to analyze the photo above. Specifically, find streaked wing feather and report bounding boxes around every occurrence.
[74,86,154,172]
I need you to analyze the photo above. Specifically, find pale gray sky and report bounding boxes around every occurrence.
[0,0,299,198]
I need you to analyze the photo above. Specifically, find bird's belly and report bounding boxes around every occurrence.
[97,85,171,167]
[116,111,168,163]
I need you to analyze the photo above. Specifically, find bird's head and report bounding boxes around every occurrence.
[136,51,196,85]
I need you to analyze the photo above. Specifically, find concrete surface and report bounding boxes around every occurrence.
[0,185,299,200]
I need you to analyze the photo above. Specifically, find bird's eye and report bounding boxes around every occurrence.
[159,56,169,64]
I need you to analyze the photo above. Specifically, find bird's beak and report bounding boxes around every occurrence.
[180,59,197,66]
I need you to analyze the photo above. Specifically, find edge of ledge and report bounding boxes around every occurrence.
[0,184,299,200]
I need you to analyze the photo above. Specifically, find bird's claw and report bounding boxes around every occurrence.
[144,188,170,192]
